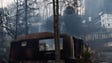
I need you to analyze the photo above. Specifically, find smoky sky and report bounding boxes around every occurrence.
[85,0,104,17]
[85,0,112,18]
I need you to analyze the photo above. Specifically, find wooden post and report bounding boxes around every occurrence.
[53,0,61,63]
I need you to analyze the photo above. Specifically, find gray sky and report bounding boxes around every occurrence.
[0,0,14,8]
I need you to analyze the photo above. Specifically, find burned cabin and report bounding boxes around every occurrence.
[9,32,89,63]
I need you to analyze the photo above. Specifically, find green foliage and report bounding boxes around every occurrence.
[77,50,92,63]
[82,50,91,59]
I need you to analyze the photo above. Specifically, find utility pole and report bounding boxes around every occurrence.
[25,0,28,35]
[15,0,18,39]
[1,0,4,45]
[53,0,61,63]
